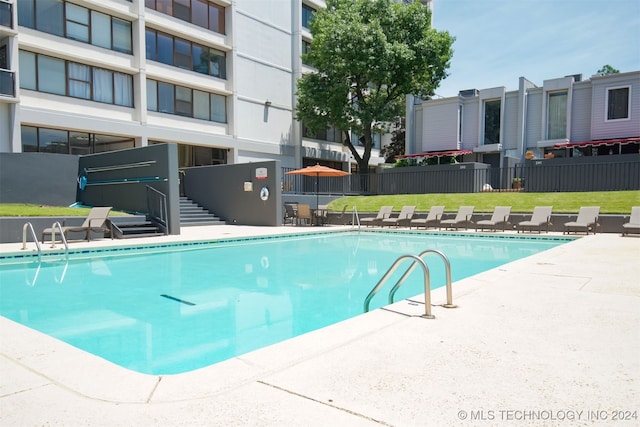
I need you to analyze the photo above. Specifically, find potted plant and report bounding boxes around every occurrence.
[512,177,522,190]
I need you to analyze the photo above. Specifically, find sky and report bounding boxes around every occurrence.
[430,0,640,98]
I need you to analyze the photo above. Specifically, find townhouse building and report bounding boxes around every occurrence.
[0,0,390,172]
[403,70,640,167]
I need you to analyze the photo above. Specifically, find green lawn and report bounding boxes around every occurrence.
[2,190,638,217]
[0,204,130,217]
[326,191,640,214]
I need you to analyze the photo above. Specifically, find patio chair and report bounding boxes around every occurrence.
[563,206,600,235]
[41,206,112,243]
[296,204,313,226]
[381,206,416,228]
[475,206,512,232]
[314,204,329,226]
[410,206,445,229]
[622,206,640,236]
[440,206,474,230]
[283,203,297,225]
[360,206,393,227]
[517,206,553,233]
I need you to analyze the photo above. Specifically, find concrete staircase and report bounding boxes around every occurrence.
[180,197,226,226]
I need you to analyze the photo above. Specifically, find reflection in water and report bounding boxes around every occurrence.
[0,233,564,374]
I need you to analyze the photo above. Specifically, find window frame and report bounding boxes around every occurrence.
[19,50,134,107]
[18,0,132,54]
[605,85,631,122]
[482,98,501,145]
[546,90,568,140]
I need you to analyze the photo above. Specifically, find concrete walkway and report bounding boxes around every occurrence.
[1,227,639,426]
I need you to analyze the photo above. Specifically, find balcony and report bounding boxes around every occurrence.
[0,68,15,97]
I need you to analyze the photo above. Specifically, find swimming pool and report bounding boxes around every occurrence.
[0,231,570,375]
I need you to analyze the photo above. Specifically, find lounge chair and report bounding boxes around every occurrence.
[381,206,416,227]
[622,206,640,236]
[41,206,112,242]
[410,206,445,230]
[563,206,600,235]
[475,206,511,232]
[440,206,474,230]
[296,204,312,226]
[517,206,553,233]
[360,206,393,227]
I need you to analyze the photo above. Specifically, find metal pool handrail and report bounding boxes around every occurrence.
[364,254,435,319]
[49,222,69,253]
[21,222,42,261]
[389,249,457,309]
[352,206,361,229]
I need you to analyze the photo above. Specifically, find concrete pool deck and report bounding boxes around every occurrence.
[1,226,639,426]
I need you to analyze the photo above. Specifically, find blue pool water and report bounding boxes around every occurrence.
[0,231,569,375]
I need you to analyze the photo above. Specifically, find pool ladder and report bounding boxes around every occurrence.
[22,221,69,258]
[22,222,69,287]
[364,249,456,319]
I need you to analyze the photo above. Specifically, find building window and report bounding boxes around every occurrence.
[21,126,136,154]
[19,50,134,107]
[147,79,226,123]
[547,90,567,139]
[0,1,12,28]
[146,29,226,79]
[302,4,315,29]
[302,39,312,65]
[606,86,630,120]
[145,0,225,34]
[483,99,501,145]
[18,0,133,54]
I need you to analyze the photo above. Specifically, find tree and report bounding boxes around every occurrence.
[380,118,405,163]
[296,0,454,173]
[596,64,620,76]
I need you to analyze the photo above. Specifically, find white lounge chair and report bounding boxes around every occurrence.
[476,206,511,232]
[381,206,416,227]
[563,206,600,235]
[41,206,112,242]
[361,206,393,227]
[517,206,553,233]
[622,206,640,236]
[410,206,445,229]
[440,206,474,230]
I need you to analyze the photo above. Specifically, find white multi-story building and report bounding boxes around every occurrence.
[0,0,391,170]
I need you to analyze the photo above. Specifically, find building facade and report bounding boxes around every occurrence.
[0,0,389,170]
[403,70,640,167]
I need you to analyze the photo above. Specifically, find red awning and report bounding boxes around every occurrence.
[396,149,473,159]
[553,137,640,148]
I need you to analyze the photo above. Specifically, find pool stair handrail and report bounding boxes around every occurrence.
[21,222,42,261]
[363,249,456,318]
[364,254,435,318]
[351,206,361,229]
[48,222,69,253]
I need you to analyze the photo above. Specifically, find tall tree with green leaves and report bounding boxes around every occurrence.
[596,65,620,76]
[296,0,454,173]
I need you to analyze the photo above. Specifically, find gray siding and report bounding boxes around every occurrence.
[570,83,592,142]
[591,71,640,139]
[525,89,542,147]
[461,100,479,150]
[502,92,519,150]
[422,100,459,151]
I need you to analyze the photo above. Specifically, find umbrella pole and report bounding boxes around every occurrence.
[315,174,319,211]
